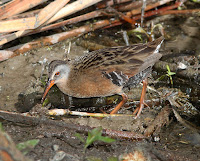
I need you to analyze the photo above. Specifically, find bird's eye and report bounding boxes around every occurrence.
[55,72,60,76]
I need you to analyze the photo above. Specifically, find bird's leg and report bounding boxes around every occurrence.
[110,93,128,114]
[133,78,148,118]
[133,102,149,115]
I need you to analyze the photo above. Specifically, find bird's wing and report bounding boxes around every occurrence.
[73,36,163,86]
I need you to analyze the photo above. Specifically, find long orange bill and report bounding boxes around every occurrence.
[41,80,55,103]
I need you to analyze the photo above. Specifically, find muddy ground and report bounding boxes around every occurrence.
[0,13,200,161]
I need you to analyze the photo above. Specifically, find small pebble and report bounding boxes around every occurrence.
[154,136,160,142]
[50,151,66,161]
[52,144,59,151]
[177,62,187,70]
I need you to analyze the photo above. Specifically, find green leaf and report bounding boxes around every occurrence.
[157,64,176,85]
[130,27,149,37]
[42,98,49,106]
[166,65,171,72]
[16,139,40,155]
[85,127,102,149]
[98,136,115,143]
[135,34,143,41]
[166,65,176,85]
[75,133,85,143]
[191,0,200,3]
[157,74,166,81]
[84,127,115,150]
[91,127,102,136]
[167,72,176,76]
[151,24,163,35]
[127,27,149,42]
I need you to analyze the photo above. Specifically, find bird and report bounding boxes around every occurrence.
[42,36,164,118]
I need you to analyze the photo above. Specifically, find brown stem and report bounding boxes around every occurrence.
[161,8,200,15]
[25,10,104,36]
[0,19,113,61]
[0,0,47,20]
[131,1,182,21]
[144,106,171,137]
[126,0,173,17]
[0,109,146,140]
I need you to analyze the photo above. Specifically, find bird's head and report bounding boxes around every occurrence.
[41,60,70,103]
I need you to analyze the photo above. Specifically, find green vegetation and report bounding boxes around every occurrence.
[75,127,115,152]
[157,65,176,85]
[127,23,164,42]
[16,139,40,155]
[42,97,49,106]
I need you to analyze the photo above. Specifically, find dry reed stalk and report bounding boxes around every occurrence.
[0,0,47,20]
[0,0,103,47]
[0,0,188,62]
[0,19,112,61]
[126,0,173,17]
[161,8,200,15]
[0,0,103,32]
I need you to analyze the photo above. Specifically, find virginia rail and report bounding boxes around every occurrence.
[42,36,164,118]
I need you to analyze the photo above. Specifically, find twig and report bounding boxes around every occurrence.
[0,0,188,62]
[107,7,135,24]
[131,1,182,21]
[1,0,70,47]
[35,0,70,28]
[97,0,132,9]
[0,0,47,20]
[0,19,113,61]
[161,8,200,15]
[104,129,146,140]
[25,10,104,36]
[144,106,171,137]
[0,0,103,47]
[0,10,104,44]
[0,0,103,33]
[126,0,173,17]
[172,108,200,132]
[48,109,135,117]
[5,8,40,20]
[76,39,106,51]
[0,110,146,140]
[117,1,143,11]
[104,0,177,28]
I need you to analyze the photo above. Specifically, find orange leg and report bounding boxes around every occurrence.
[133,102,149,115]
[110,93,128,114]
[133,78,148,118]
